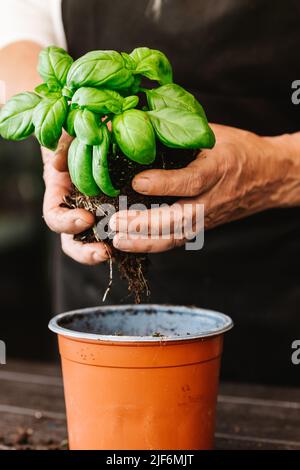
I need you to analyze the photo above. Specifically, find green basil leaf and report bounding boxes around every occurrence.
[0,92,41,141]
[35,83,61,99]
[62,86,74,99]
[74,109,102,145]
[146,84,207,119]
[130,76,142,94]
[72,87,124,114]
[68,138,101,196]
[117,76,142,97]
[47,79,62,92]
[33,97,68,150]
[67,50,134,90]
[130,47,173,85]
[35,83,50,97]
[122,95,139,111]
[64,108,78,137]
[38,46,73,87]
[112,109,156,164]
[121,52,136,70]
[93,126,120,197]
[147,108,215,149]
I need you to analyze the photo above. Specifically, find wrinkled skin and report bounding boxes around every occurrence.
[42,124,300,263]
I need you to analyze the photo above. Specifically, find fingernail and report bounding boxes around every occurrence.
[132,177,150,194]
[75,218,90,229]
[109,217,117,231]
[114,235,132,250]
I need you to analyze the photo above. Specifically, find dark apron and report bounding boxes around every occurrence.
[57,0,300,384]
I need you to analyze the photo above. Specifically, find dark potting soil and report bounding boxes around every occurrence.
[62,143,197,303]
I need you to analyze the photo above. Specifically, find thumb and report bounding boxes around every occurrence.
[52,132,73,172]
[132,150,223,197]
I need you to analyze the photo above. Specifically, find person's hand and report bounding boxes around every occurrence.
[42,132,110,265]
[110,123,300,253]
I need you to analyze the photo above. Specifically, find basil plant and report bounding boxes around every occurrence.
[0,46,215,197]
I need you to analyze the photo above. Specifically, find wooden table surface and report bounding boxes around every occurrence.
[0,359,299,450]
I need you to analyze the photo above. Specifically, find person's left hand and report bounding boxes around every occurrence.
[110,123,299,253]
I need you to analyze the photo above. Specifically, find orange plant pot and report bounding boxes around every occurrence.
[49,305,233,450]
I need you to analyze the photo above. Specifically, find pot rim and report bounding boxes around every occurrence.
[48,304,233,343]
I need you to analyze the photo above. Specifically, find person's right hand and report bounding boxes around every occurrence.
[42,133,110,265]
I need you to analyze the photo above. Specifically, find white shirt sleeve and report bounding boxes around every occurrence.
[0,0,67,50]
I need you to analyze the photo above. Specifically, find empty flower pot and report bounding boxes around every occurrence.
[49,304,233,450]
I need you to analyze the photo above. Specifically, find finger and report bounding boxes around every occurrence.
[43,172,95,234]
[52,132,73,172]
[44,206,95,234]
[61,234,110,265]
[132,151,223,197]
[110,206,182,236]
[110,201,201,237]
[113,232,185,253]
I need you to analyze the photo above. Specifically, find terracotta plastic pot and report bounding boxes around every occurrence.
[49,304,233,450]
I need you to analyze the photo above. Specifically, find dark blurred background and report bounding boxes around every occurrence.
[0,137,55,361]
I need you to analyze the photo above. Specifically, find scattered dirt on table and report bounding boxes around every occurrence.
[0,427,68,450]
